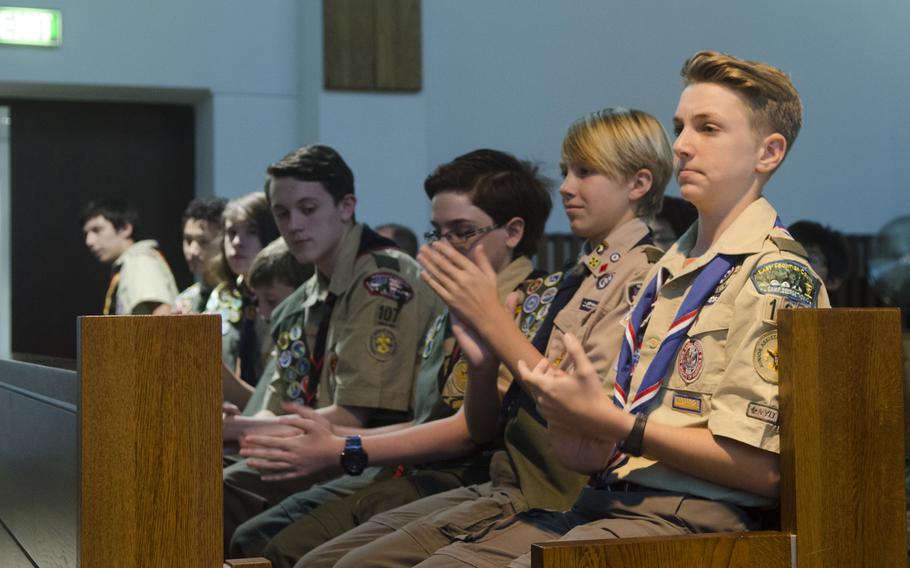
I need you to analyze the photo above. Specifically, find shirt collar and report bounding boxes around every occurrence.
[327,223,362,296]
[113,239,158,267]
[496,256,535,300]
[579,217,651,277]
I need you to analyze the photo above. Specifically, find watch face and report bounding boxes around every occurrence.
[341,449,368,475]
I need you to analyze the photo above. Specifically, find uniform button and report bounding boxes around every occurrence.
[647,338,660,350]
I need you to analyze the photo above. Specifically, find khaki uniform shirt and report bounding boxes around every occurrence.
[414,257,536,426]
[609,198,830,508]
[503,217,662,510]
[205,282,271,375]
[263,224,444,424]
[111,239,178,315]
[174,281,212,314]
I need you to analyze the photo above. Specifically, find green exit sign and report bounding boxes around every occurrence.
[0,7,61,47]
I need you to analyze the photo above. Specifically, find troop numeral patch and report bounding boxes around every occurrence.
[376,304,401,327]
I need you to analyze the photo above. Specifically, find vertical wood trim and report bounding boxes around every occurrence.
[79,315,222,567]
[779,308,906,567]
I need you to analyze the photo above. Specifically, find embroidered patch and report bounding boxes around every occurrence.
[595,242,607,255]
[579,298,599,312]
[363,273,414,304]
[598,264,609,274]
[544,272,563,287]
[671,392,703,415]
[283,366,299,381]
[296,358,310,375]
[422,312,447,359]
[527,278,543,294]
[523,293,541,313]
[609,252,622,263]
[597,273,614,290]
[520,312,536,333]
[290,340,307,359]
[368,328,398,360]
[286,382,302,400]
[278,350,293,368]
[277,331,291,350]
[536,303,551,321]
[376,304,401,327]
[289,325,303,341]
[625,282,643,305]
[753,331,779,384]
[442,358,470,409]
[746,402,779,426]
[750,261,818,307]
[540,287,558,305]
[676,339,704,384]
[587,256,601,270]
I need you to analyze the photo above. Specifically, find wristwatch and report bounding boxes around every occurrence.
[340,435,369,475]
[619,413,648,457]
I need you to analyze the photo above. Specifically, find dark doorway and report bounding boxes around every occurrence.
[4,98,195,360]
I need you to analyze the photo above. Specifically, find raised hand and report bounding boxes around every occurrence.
[418,241,500,329]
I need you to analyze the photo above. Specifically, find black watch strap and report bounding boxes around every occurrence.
[620,413,648,457]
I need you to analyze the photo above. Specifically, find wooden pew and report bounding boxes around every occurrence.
[531,308,907,567]
[0,315,271,567]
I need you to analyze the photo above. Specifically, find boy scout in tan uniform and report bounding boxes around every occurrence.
[413,52,830,568]
[222,145,443,554]
[314,108,674,567]
[108,239,179,315]
[234,149,556,567]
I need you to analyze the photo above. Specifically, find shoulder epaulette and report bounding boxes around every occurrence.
[770,236,808,259]
[644,246,664,264]
[372,252,400,272]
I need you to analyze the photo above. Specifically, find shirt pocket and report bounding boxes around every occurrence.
[666,302,732,394]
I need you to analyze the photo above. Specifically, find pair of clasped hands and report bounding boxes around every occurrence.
[236,240,630,479]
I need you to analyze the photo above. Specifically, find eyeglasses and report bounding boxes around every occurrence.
[423,224,501,245]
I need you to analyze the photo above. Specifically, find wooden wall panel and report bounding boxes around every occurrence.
[79,315,221,568]
[324,0,421,91]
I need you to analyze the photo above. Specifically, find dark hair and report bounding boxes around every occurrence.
[265,144,355,204]
[788,220,849,281]
[424,149,553,258]
[182,196,227,227]
[376,223,418,257]
[655,196,698,238]
[212,192,281,289]
[79,198,139,238]
[248,238,313,290]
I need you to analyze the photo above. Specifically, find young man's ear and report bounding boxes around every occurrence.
[338,194,357,222]
[756,133,787,174]
[503,217,525,249]
[627,169,654,202]
[117,222,135,240]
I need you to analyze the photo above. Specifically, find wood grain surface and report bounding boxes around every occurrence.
[779,308,906,567]
[79,315,222,567]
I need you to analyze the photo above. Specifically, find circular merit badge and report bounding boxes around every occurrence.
[753,331,779,384]
[676,339,704,384]
[277,332,291,350]
[540,286,558,305]
[368,328,398,361]
[278,350,293,368]
[289,325,303,341]
[290,340,306,359]
[523,293,541,314]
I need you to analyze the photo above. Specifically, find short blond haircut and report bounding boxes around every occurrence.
[681,51,802,164]
[561,108,673,219]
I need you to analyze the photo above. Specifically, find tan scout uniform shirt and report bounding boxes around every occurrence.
[111,239,178,315]
[609,198,829,508]
[414,257,536,426]
[503,217,662,511]
[263,224,444,424]
[206,282,272,377]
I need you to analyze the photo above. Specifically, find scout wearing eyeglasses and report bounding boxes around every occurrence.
[407,52,830,568]
[225,149,554,566]
[221,145,444,555]
[304,108,674,568]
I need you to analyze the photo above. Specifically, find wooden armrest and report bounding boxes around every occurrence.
[224,558,272,567]
[531,530,794,568]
